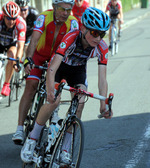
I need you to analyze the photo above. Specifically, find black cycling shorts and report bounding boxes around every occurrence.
[0,43,16,53]
[55,62,88,87]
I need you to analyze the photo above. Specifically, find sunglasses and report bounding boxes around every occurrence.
[89,29,106,38]
[21,8,28,12]
[57,6,72,13]
[6,16,17,21]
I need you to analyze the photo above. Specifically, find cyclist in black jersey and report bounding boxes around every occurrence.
[15,0,39,53]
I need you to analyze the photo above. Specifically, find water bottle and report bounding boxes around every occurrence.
[46,107,63,153]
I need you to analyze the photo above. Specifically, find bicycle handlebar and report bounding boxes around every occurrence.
[34,65,48,70]
[55,79,114,118]
[0,54,23,71]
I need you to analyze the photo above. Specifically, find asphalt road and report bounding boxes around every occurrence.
[0,13,150,168]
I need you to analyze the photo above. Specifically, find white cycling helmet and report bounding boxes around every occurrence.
[52,0,74,6]
[15,0,29,7]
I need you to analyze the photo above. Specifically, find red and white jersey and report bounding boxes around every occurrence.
[56,30,108,66]
[0,12,26,46]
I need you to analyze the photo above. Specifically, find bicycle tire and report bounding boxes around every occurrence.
[33,127,49,168]
[8,75,15,106]
[16,66,25,100]
[115,41,119,54]
[0,63,5,89]
[49,117,84,168]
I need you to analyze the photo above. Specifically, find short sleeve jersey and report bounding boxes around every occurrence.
[106,1,121,16]
[0,12,26,46]
[34,10,79,59]
[56,30,108,66]
[72,1,90,22]
[26,6,39,38]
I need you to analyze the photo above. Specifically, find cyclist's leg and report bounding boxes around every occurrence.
[12,52,44,144]
[109,23,113,49]
[117,14,122,37]
[18,79,39,126]
[1,45,17,96]
[5,46,17,83]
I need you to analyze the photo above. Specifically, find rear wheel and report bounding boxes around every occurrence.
[49,117,84,168]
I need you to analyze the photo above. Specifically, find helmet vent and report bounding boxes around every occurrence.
[88,20,93,27]
[101,13,105,28]
[95,20,101,28]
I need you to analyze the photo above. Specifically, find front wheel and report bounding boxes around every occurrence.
[8,75,15,106]
[49,117,84,168]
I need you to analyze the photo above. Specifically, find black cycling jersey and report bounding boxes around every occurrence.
[0,20,17,47]
[26,7,39,41]
[110,4,120,18]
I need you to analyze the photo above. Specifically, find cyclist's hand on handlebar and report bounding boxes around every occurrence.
[100,103,113,119]
[24,57,34,74]
[100,110,113,119]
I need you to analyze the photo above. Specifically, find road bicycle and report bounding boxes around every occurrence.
[22,79,114,168]
[110,18,120,56]
[23,62,48,146]
[0,53,24,106]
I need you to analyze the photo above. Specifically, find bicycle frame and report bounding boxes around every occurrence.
[24,63,48,141]
[30,80,114,167]
[0,54,24,104]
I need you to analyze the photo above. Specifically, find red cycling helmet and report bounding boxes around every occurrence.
[2,1,20,18]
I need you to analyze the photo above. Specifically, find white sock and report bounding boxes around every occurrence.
[29,122,44,140]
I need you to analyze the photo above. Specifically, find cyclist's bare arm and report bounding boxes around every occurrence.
[46,53,63,104]
[26,31,41,58]
[25,31,42,74]
[16,41,25,60]
[98,64,110,116]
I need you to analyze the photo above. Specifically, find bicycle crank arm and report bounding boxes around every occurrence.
[32,155,43,167]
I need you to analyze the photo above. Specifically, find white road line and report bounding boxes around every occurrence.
[125,123,150,168]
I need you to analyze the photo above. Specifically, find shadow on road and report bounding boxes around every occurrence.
[0,113,150,168]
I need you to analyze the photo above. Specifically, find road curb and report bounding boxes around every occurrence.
[122,11,150,30]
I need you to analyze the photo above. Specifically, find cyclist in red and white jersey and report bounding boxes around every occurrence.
[12,0,79,145]
[72,0,89,28]
[105,0,124,49]
[0,1,26,96]
[21,7,113,164]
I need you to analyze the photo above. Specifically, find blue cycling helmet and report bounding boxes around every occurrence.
[81,7,110,31]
